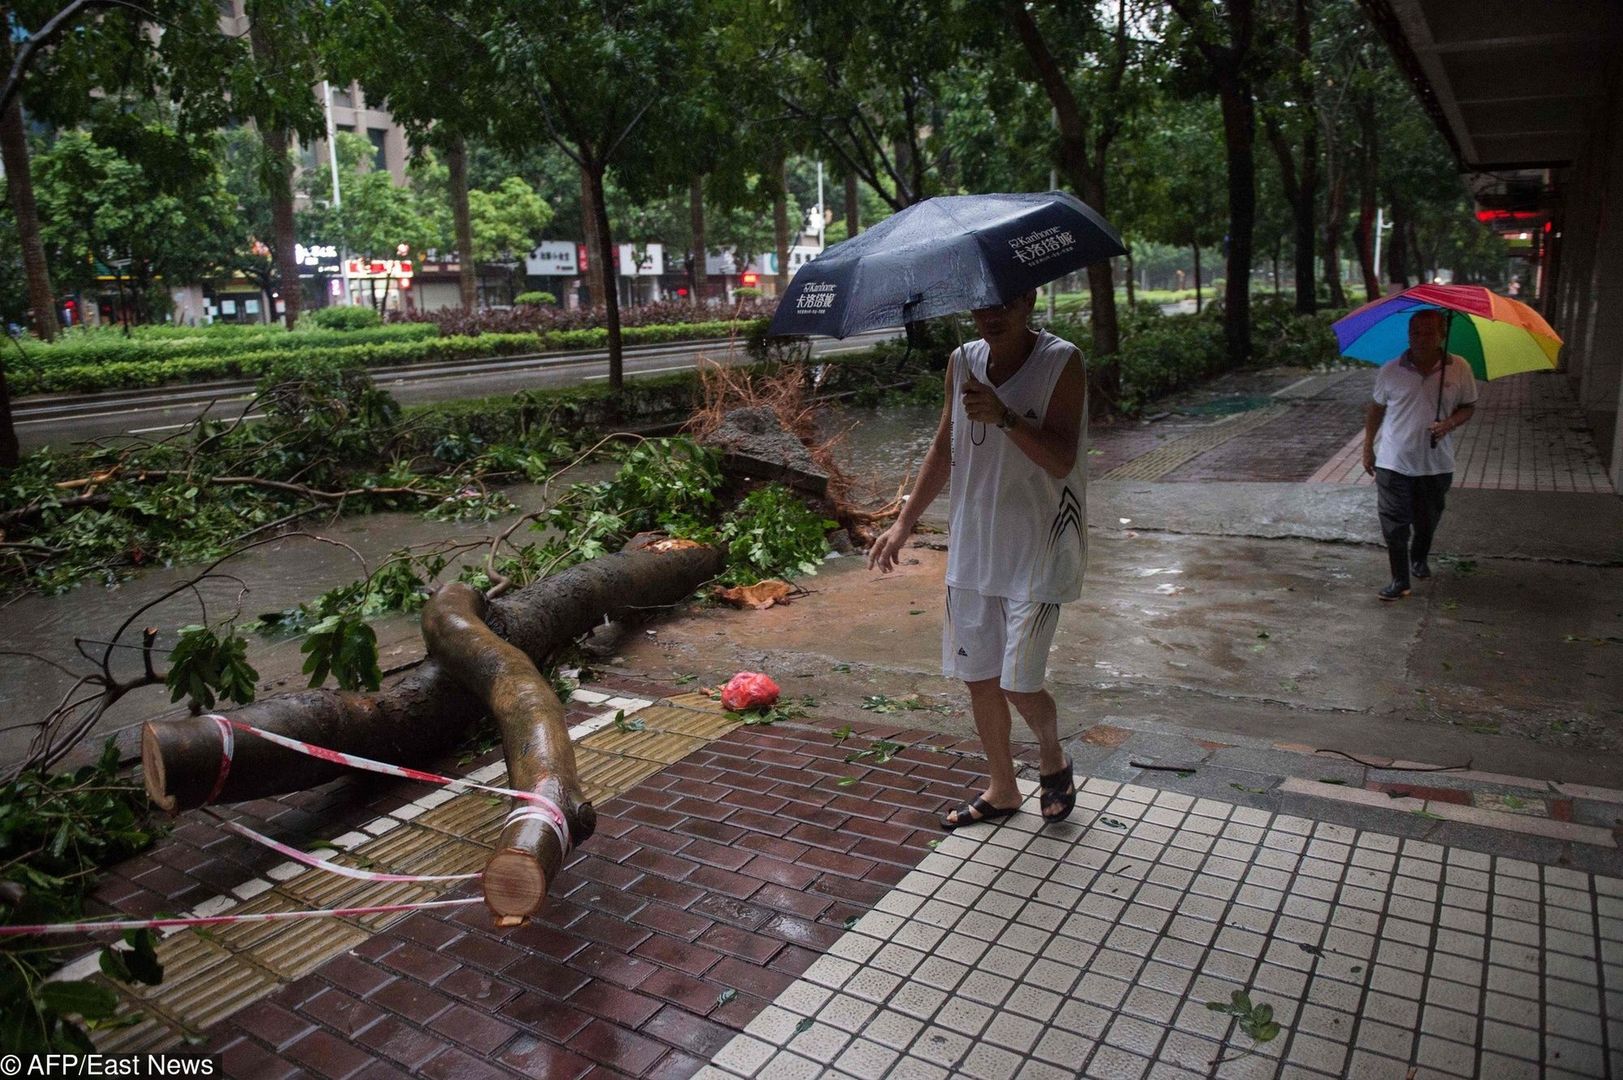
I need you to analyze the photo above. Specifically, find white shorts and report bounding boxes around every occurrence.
[942,586,1063,693]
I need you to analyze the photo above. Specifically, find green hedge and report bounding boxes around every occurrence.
[13,323,440,374]
[12,320,770,395]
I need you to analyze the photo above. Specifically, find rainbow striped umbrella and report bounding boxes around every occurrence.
[1332,283,1562,379]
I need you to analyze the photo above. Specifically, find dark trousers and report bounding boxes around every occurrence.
[1376,468,1452,584]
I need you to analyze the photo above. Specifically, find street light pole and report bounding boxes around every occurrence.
[1047,106,1057,322]
[816,160,825,251]
[324,80,352,306]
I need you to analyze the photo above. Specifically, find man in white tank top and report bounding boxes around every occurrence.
[868,289,1087,830]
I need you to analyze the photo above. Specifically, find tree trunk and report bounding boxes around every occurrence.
[1322,165,1347,308]
[423,583,591,924]
[773,154,790,295]
[142,544,723,813]
[1194,244,1203,313]
[579,163,605,308]
[583,161,623,391]
[1291,0,1317,313]
[1386,199,1410,287]
[689,174,704,305]
[447,133,477,313]
[844,171,859,238]
[0,93,57,346]
[1217,74,1256,368]
[1272,241,1281,299]
[261,124,301,329]
[1353,100,1380,302]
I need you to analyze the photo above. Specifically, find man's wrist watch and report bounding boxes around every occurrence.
[997,406,1017,431]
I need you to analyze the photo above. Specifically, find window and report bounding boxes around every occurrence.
[367,128,388,171]
[332,87,354,108]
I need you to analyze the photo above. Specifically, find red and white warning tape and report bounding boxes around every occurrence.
[0,718,586,938]
[205,812,481,884]
[0,898,482,938]
[205,715,572,855]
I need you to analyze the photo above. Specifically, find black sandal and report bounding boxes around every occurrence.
[1039,759,1077,822]
[941,795,1020,830]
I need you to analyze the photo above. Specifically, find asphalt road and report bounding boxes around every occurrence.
[12,328,900,451]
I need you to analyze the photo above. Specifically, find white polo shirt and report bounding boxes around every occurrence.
[1373,351,1478,476]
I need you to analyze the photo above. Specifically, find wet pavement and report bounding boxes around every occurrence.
[16,362,1623,1077]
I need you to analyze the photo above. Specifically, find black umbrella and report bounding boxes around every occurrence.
[766,190,1125,339]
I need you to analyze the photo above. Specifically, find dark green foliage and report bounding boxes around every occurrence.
[1,742,165,1054]
[10,321,762,395]
[306,305,385,331]
[165,624,259,712]
[300,612,383,691]
[715,484,835,585]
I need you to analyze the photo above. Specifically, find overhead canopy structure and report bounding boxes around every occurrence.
[1361,0,1623,491]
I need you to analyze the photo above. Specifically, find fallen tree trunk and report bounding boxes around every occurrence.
[423,583,590,923]
[143,542,723,812]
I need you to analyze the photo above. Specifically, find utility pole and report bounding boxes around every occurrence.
[816,160,825,251]
[1047,108,1058,322]
[1372,206,1389,294]
[324,81,352,306]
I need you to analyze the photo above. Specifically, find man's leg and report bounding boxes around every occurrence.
[1375,467,1415,594]
[957,677,1023,812]
[942,589,1020,825]
[1409,472,1453,571]
[1004,688,1071,817]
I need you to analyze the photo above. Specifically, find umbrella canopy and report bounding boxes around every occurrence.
[1332,283,1562,380]
[766,191,1125,339]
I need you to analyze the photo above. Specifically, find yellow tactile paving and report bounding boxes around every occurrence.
[94,690,729,1051]
[580,726,709,763]
[416,795,510,847]
[1102,405,1290,480]
[94,1010,178,1054]
[664,691,730,714]
[245,920,371,981]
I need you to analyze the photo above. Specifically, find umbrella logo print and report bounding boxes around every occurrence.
[1010,227,1076,268]
[796,282,837,314]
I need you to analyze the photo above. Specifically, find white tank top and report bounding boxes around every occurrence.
[945,330,1088,603]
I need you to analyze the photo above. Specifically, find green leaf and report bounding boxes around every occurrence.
[717,988,737,1007]
[1229,783,1267,795]
[38,980,120,1021]
[842,916,859,930]
[836,777,858,788]
[831,725,852,742]
[794,1017,814,1034]
[1097,817,1128,830]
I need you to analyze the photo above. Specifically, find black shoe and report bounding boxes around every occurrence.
[1378,581,1411,601]
[1410,560,1431,579]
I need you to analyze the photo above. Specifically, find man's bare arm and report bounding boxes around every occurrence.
[1362,402,1386,474]
[870,359,956,572]
[1001,350,1086,479]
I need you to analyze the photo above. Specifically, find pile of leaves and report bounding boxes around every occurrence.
[1,741,166,1053]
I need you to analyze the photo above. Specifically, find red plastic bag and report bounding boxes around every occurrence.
[721,672,780,712]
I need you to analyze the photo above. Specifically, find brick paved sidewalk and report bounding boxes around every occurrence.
[68,679,1623,1078]
[1308,370,1613,493]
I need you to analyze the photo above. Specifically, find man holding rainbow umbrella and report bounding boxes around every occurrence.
[1333,284,1563,601]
